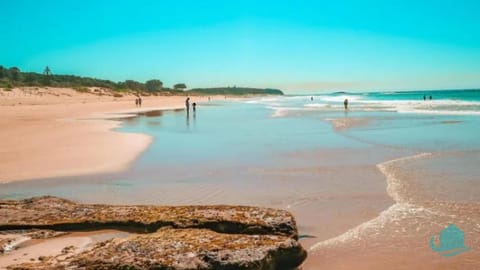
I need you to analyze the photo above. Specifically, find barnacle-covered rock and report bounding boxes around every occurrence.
[0,196,297,238]
[11,228,306,270]
[0,196,307,269]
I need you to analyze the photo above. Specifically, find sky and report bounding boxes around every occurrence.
[1,0,480,93]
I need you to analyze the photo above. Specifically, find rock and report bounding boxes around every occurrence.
[0,196,297,238]
[11,228,306,270]
[0,197,307,269]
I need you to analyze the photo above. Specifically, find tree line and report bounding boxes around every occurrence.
[0,65,187,92]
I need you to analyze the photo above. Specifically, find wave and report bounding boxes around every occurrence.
[277,100,480,116]
[309,202,440,250]
[244,95,480,116]
[310,152,436,251]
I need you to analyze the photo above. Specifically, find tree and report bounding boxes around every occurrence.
[0,66,5,78]
[24,73,36,83]
[173,83,187,91]
[124,80,144,91]
[8,67,21,81]
[43,66,51,76]
[145,79,163,91]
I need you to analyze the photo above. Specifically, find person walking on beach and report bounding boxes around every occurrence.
[185,97,190,112]
[138,97,142,107]
[344,98,349,110]
[135,98,139,107]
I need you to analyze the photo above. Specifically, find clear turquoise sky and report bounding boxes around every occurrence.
[1,0,480,93]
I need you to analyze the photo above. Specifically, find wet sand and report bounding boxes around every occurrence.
[0,230,129,268]
[0,87,217,182]
[304,152,480,270]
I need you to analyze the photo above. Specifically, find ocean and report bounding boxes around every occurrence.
[1,89,479,269]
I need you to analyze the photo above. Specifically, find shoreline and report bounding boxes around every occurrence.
[0,87,224,183]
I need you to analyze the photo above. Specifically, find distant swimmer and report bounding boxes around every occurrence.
[344,98,349,110]
[429,95,432,100]
[423,95,426,101]
[192,102,197,112]
[185,97,190,112]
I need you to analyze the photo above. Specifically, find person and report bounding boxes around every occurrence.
[185,97,190,112]
[192,102,197,112]
[423,95,426,101]
[311,96,313,101]
[135,98,139,107]
[138,97,142,107]
[344,98,349,110]
[429,95,432,100]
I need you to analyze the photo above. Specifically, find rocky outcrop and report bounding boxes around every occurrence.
[0,196,307,269]
[0,196,297,238]
[11,228,306,270]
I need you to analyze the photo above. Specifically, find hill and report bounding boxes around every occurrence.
[187,87,283,96]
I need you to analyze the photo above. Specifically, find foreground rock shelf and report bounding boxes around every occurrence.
[0,196,307,269]
[0,196,297,238]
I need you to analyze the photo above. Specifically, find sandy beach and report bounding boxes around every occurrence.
[0,87,213,183]
[2,88,480,269]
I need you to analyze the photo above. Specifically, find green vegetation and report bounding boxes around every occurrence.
[145,79,163,91]
[187,87,283,96]
[0,65,284,96]
[74,86,90,93]
[0,65,168,92]
[174,83,187,91]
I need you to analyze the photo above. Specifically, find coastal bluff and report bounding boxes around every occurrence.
[0,196,306,269]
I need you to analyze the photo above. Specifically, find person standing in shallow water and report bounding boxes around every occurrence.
[185,97,190,112]
[344,98,349,110]
[429,95,432,100]
[423,95,426,101]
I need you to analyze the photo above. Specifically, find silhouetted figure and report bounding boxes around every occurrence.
[43,66,51,76]
[344,99,349,110]
[185,97,190,112]
[311,96,314,101]
[429,95,432,100]
[192,102,197,112]
[423,95,426,101]
[135,98,139,107]
[138,97,142,107]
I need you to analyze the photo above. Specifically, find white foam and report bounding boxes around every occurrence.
[271,108,289,118]
[304,103,329,108]
[396,109,480,115]
[245,95,480,116]
[309,202,440,251]
[310,152,436,251]
[318,95,363,103]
